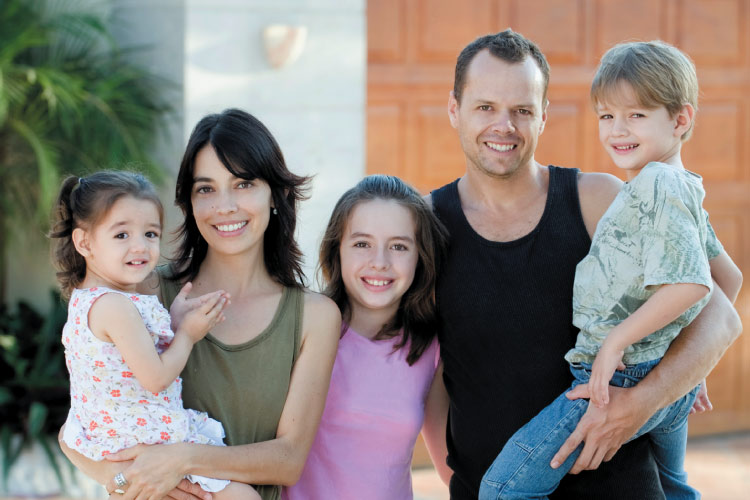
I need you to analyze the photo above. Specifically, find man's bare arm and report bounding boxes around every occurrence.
[626,282,741,416]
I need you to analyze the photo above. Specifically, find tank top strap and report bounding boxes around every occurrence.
[547,165,589,242]
[548,165,580,211]
[288,286,304,362]
[431,178,464,235]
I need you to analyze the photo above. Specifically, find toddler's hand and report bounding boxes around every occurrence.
[589,345,624,408]
[179,293,227,343]
[170,282,230,331]
[690,379,712,414]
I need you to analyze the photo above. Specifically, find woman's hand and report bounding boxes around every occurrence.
[59,425,133,486]
[165,480,213,500]
[104,443,200,500]
[169,282,230,332]
[105,478,210,500]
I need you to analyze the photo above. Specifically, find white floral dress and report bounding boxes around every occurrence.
[62,286,229,492]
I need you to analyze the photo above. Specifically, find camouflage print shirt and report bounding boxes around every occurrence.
[566,162,721,366]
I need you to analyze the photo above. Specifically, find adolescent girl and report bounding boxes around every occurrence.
[284,174,451,500]
[51,171,259,498]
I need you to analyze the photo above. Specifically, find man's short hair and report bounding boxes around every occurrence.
[591,40,699,140]
[453,29,550,106]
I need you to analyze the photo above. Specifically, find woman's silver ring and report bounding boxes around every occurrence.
[114,472,128,488]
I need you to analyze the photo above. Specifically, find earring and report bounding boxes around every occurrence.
[272,208,278,215]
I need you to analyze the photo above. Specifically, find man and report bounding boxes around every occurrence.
[427,29,741,499]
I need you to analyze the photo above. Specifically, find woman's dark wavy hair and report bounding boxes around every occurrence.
[318,175,449,365]
[171,108,310,287]
[49,172,164,299]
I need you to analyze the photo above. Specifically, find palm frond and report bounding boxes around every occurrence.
[0,0,172,251]
[8,118,60,222]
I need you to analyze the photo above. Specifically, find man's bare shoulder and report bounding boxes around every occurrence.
[578,171,622,207]
[578,171,622,198]
[577,171,623,238]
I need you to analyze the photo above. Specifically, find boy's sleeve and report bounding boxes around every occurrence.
[637,170,712,290]
[704,209,724,260]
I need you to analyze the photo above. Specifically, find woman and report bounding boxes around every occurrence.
[59,108,341,500]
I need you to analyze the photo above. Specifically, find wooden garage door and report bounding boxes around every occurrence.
[368,0,750,436]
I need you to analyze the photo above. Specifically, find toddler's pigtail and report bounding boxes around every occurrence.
[49,176,87,299]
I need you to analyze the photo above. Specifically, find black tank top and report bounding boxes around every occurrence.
[432,166,663,500]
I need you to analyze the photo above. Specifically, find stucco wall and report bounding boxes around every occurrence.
[184,0,366,285]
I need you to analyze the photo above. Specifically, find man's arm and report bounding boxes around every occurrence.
[552,283,742,472]
[689,250,743,414]
[710,250,742,304]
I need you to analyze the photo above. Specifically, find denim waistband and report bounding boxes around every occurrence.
[572,357,662,380]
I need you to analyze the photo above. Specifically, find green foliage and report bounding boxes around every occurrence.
[0,290,70,489]
[0,0,172,297]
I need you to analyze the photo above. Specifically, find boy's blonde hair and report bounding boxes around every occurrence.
[591,40,698,140]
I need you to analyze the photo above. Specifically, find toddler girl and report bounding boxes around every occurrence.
[52,171,259,498]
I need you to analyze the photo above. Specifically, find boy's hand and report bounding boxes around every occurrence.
[170,282,230,331]
[589,345,625,408]
[179,293,227,343]
[690,379,712,414]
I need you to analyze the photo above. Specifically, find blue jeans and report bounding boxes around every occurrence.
[479,358,700,500]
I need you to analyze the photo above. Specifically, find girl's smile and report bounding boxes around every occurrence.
[361,277,394,289]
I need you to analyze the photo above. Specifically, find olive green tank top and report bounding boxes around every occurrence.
[157,266,304,500]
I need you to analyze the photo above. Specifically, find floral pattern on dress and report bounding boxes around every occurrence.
[62,287,225,460]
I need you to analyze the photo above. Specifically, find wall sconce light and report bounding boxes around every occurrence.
[263,25,307,69]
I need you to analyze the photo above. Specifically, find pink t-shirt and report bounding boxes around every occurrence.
[284,326,439,500]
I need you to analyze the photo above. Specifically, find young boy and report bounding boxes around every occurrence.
[479,41,743,500]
